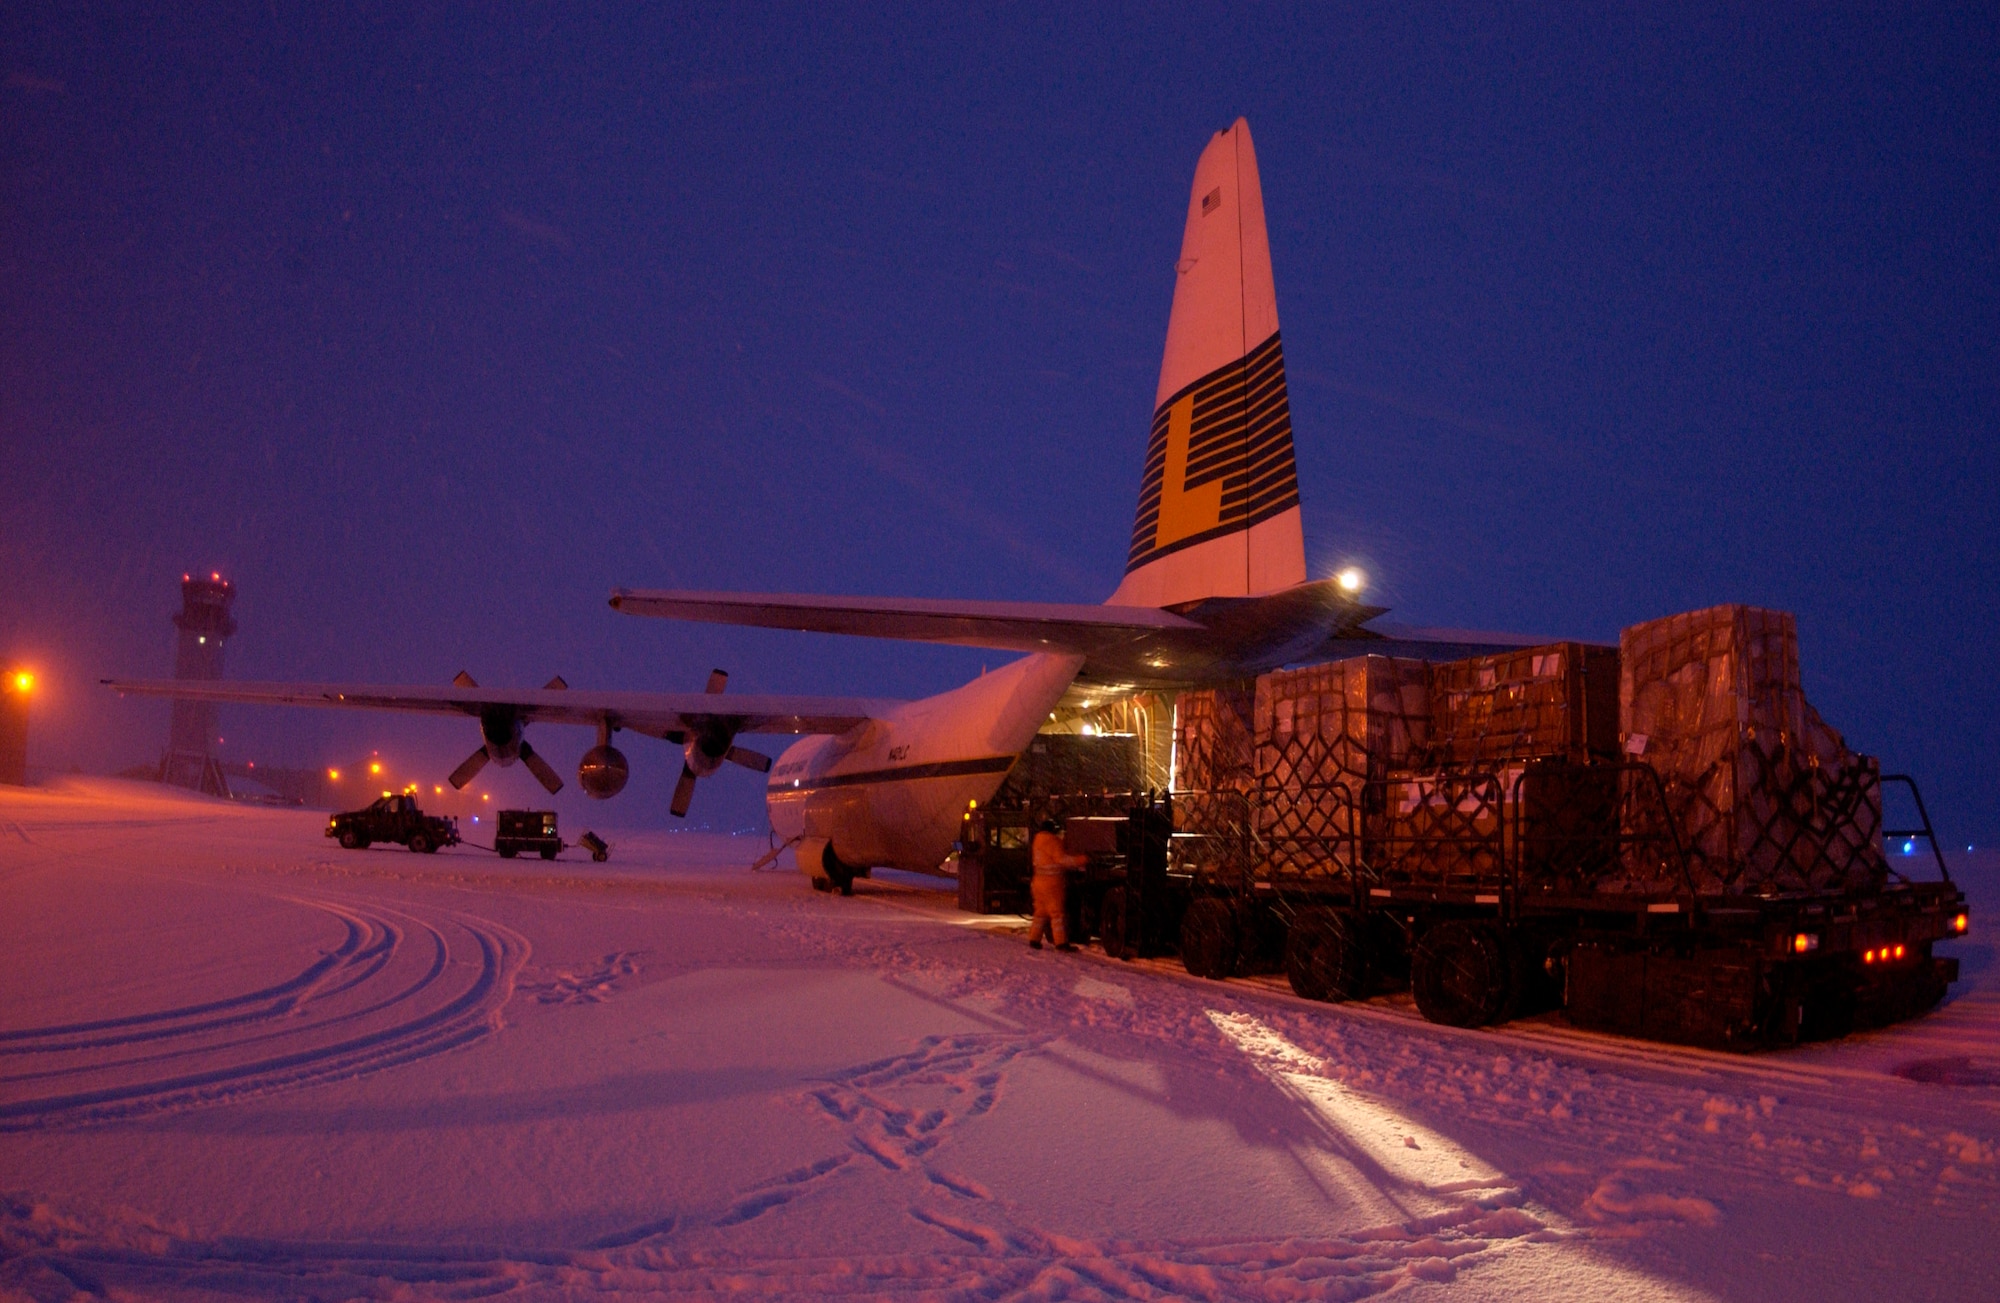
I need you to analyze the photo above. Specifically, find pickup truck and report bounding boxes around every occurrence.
[327,794,460,854]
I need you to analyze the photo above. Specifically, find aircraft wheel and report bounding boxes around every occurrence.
[1411,921,1510,1028]
[338,830,363,851]
[407,833,430,855]
[1285,906,1366,1003]
[1180,898,1237,979]
[1099,886,1132,960]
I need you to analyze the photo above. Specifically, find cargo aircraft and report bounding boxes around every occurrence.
[109,119,1522,892]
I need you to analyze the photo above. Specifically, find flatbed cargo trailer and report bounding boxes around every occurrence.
[1151,763,1967,1048]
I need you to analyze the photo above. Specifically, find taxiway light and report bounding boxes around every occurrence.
[1792,932,1819,954]
[1336,567,1366,594]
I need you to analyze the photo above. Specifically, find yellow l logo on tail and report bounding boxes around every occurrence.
[1154,394,1222,550]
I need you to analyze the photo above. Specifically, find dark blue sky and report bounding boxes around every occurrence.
[4,5,1995,839]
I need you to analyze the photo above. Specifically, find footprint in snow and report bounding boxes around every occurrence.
[519,951,644,1005]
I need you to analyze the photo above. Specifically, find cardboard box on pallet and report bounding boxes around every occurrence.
[1618,604,1886,895]
[1250,656,1430,878]
[1427,642,1619,765]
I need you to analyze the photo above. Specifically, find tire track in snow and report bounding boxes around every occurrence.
[0,896,526,1131]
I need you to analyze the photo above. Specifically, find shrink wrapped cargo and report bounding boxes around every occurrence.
[1427,642,1619,765]
[1618,604,1885,894]
[1254,655,1429,791]
[1172,682,1256,793]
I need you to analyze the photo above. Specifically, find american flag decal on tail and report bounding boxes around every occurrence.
[1124,330,1301,575]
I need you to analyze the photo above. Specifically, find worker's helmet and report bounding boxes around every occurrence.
[1038,818,1060,834]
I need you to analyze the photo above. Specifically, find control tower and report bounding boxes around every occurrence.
[159,572,236,796]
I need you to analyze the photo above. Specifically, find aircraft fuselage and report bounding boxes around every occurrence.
[766,653,1082,873]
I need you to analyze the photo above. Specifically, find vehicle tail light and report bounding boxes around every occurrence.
[1792,932,1819,954]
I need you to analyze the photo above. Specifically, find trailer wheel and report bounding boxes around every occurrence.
[1180,898,1237,979]
[1285,907,1366,1002]
[407,833,430,855]
[1099,887,1132,960]
[1412,921,1511,1028]
[338,830,364,851]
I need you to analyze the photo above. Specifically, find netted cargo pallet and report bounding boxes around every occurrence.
[1253,655,1428,795]
[1619,605,1886,895]
[1173,681,1256,794]
[1373,767,1512,888]
[1247,656,1427,885]
[1426,642,1618,766]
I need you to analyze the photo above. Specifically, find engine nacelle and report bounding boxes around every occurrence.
[479,707,523,765]
[577,744,630,799]
[683,733,728,779]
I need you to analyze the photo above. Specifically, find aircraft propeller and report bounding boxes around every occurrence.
[668,668,772,818]
[445,671,566,795]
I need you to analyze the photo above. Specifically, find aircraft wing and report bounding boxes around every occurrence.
[100,679,902,740]
[607,589,1202,654]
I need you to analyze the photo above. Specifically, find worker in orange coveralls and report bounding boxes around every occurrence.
[1028,818,1087,951]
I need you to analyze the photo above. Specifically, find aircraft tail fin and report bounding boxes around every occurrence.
[1108,118,1306,609]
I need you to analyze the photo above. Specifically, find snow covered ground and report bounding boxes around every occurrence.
[1,778,1994,1301]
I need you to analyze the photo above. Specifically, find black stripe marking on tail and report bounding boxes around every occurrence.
[1125,332,1301,574]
